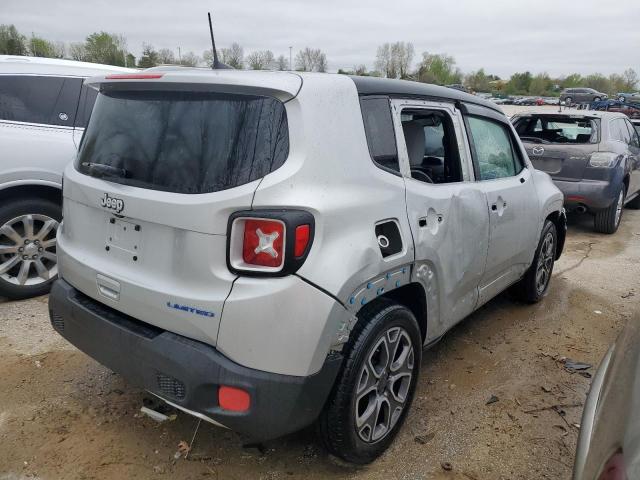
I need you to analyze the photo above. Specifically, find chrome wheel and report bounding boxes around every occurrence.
[355,326,414,443]
[535,231,555,295]
[0,214,58,286]
[615,189,624,227]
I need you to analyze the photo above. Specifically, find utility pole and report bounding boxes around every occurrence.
[289,46,292,71]
[178,46,182,64]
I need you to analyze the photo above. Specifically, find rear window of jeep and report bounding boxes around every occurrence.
[76,90,289,194]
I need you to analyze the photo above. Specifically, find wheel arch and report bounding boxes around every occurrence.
[353,282,428,344]
[0,183,62,206]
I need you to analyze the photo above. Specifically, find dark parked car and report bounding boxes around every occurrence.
[573,317,640,480]
[617,92,640,103]
[512,110,640,233]
[560,88,608,105]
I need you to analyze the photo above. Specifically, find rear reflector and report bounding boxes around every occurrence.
[294,224,311,257]
[105,73,164,79]
[218,386,250,412]
[242,219,285,268]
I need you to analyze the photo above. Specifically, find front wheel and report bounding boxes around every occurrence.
[514,219,557,303]
[317,301,422,464]
[594,186,625,234]
[619,96,626,102]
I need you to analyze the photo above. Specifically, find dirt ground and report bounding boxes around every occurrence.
[1,210,639,480]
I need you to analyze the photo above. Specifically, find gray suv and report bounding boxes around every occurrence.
[49,70,565,463]
[560,88,608,105]
[513,110,640,233]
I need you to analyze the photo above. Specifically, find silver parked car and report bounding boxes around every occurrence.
[0,55,132,299]
[573,317,640,480]
[49,70,565,463]
[560,88,608,105]
[512,110,640,234]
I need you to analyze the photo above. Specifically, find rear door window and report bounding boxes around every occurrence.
[467,116,522,180]
[0,75,81,126]
[76,90,289,194]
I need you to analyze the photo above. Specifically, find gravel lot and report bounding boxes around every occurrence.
[1,208,639,480]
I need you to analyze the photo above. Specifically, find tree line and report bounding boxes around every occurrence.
[1,25,637,95]
[337,41,638,96]
[0,24,327,72]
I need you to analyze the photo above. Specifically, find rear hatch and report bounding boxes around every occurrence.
[513,114,600,181]
[58,72,298,347]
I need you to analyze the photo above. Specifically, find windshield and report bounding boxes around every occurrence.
[76,90,289,194]
[514,115,599,144]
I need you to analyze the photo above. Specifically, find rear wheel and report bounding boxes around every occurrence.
[594,186,625,234]
[0,198,60,299]
[318,301,421,464]
[565,96,573,105]
[514,219,557,303]
[619,96,626,102]
[593,97,601,102]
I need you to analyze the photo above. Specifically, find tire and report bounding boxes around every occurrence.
[514,219,557,303]
[317,300,422,464]
[619,96,626,102]
[593,97,601,102]
[565,96,573,105]
[0,197,61,299]
[594,185,625,234]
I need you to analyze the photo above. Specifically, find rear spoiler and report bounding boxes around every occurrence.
[84,70,303,103]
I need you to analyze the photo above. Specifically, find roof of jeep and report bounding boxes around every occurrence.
[0,55,134,77]
[350,75,502,113]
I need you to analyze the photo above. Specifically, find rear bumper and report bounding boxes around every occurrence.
[49,279,342,441]
[553,178,618,210]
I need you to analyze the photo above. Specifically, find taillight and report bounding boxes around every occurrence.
[242,219,285,268]
[294,224,311,257]
[228,210,314,276]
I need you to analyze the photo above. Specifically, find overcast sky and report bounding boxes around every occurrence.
[3,0,639,77]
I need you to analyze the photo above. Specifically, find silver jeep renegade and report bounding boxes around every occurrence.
[49,69,566,463]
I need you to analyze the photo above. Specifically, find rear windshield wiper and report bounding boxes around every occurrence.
[82,162,129,179]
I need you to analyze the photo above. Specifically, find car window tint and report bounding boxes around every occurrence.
[612,119,631,143]
[0,75,80,126]
[624,120,640,147]
[360,97,399,174]
[467,116,519,180]
[74,85,99,128]
[76,90,289,194]
[50,77,82,126]
[400,109,463,184]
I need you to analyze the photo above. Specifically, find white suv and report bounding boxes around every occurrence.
[0,56,132,299]
[49,69,566,463]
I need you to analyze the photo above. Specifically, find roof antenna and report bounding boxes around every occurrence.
[207,12,232,69]
[207,12,220,69]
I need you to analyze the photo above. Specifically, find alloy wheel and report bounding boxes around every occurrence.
[615,189,624,227]
[354,326,415,443]
[535,231,555,295]
[0,214,58,286]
